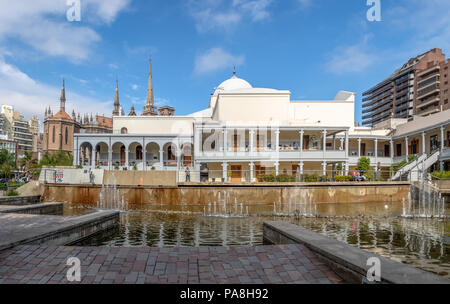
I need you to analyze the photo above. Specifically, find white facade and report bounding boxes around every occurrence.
[74,74,450,181]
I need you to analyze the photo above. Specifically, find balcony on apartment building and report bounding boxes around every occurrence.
[417,83,440,101]
[362,89,394,109]
[417,65,440,79]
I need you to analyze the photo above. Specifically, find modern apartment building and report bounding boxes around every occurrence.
[1,105,33,157]
[0,135,18,158]
[362,48,450,126]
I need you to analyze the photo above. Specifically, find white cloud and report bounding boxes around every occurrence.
[194,48,245,75]
[0,56,111,127]
[0,0,130,62]
[186,0,273,33]
[326,36,376,74]
[131,84,138,90]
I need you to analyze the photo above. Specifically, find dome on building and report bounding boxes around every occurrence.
[214,73,252,95]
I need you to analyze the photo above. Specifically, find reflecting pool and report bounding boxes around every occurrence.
[65,201,449,278]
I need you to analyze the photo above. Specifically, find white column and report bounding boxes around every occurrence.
[441,127,445,171]
[345,131,349,158]
[249,129,255,153]
[340,138,344,151]
[322,130,327,152]
[374,138,378,165]
[299,130,304,156]
[390,140,394,158]
[422,132,426,155]
[299,161,304,175]
[222,162,228,181]
[357,138,362,158]
[249,162,254,182]
[143,139,146,171]
[322,161,327,176]
[194,162,201,182]
[194,127,201,156]
[223,129,228,154]
[73,137,77,166]
[125,145,129,169]
[159,150,164,169]
[81,147,85,166]
[275,162,279,176]
[177,149,181,171]
[90,146,94,168]
[344,162,349,175]
[108,145,112,170]
[275,129,280,152]
[405,137,409,161]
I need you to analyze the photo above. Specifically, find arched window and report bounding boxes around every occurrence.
[52,126,55,143]
[168,146,175,160]
[65,127,69,145]
[136,145,143,160]
[121,127,128,134]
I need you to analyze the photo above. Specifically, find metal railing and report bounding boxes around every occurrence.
[177,169,401,183]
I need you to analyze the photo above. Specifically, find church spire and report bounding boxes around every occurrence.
[60,78,66,112]
[113,78,120,116]
[143,56,157,116]
[128,105,137,116]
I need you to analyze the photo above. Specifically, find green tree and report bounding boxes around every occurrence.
[40,150,73,167]
[357,157,371,172]
[20,151,36,171]
[0,149,16,168]
[1,163,12,179]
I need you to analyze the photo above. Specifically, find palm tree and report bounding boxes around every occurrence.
[20,151,34,171]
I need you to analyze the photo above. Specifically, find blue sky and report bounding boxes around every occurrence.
[0,0,449,127]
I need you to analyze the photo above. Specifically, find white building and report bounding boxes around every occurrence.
[74,69,450,182]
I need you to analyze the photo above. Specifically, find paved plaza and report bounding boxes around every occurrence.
[0,244,344,284]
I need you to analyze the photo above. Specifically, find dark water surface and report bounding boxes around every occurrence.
[64,202,449,278]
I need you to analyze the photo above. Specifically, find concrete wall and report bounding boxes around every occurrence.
[43,183,411,205]
[103,170,177,186]
[39,167,104,184]
[0,196,40,206]
[113,116,195,135]
[0,203,63,215]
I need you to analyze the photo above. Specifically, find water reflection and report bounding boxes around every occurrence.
[67,202,449,278]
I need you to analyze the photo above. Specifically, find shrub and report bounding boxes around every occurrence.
[364,173,374,181]
[334,175,352,182]
[6,190,19,197]
[276,174,295,183]
[302,174,320,182]
[408,154,416,163]
[431,171,450,180]
[394,161,406,172]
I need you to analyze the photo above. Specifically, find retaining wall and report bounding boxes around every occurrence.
[0,196,41,206]
[43,182,411,205]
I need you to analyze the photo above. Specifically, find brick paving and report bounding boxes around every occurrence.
[0,244,345,284]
